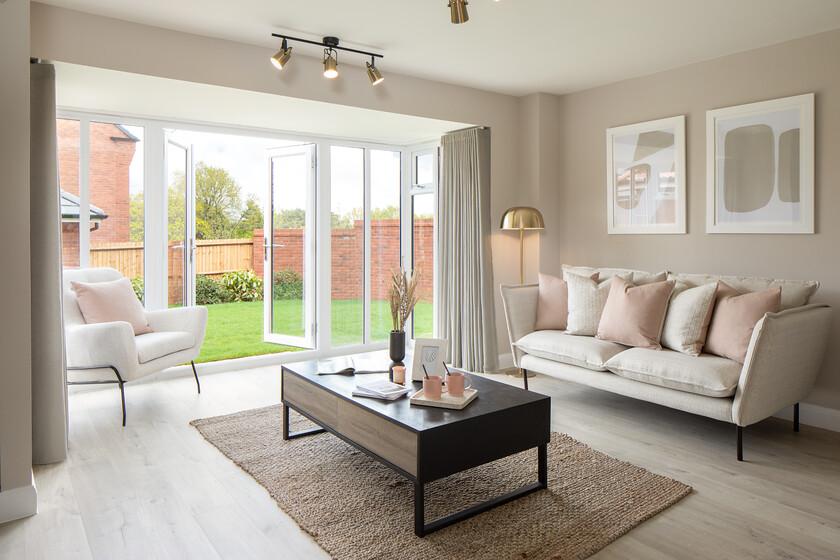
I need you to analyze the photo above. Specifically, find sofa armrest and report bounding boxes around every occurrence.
[145,306,208,347]
[499,284,539,367]
[65,321,137,375]
[732,304,832,427]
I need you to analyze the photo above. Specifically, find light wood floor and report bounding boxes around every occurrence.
[2,366,839,559]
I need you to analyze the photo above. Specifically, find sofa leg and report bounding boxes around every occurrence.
[523,369,529,391]
[794,403,800,432]
[736,425,743,461]
[191,360,201,394]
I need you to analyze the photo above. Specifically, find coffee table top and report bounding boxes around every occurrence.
[282,351,549,433]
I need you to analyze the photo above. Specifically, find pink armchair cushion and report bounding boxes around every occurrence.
[70,278,153,335]
[597,276,676,349]
[705,283,781,363]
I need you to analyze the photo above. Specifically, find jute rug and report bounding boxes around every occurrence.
[191,405,691,560]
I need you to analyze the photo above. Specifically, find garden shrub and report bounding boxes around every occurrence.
[130,277,144,302]
[273,269,303,300]
[196,274,231,305]
[221,270,264,302]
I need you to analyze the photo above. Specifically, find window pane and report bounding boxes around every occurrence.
[370,150,401,341]
[412,193,434,338]
[88,122,145,302]
[415,152,434,187]
[330,146,364,346]
[57,119,81,269]
[167,141,187,307]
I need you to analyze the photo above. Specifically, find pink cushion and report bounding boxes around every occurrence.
[535,272,598,331]
[71,278,152,335]
[596,277,676,349]
[705,283,781,363]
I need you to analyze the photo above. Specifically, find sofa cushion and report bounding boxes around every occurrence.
[669,272,817,311]
[135,331,195,364]
[564,265,667,285]
[660,281,718,356]
[597,277,675,349]
[605,347,742,397]
[515,330,627,371]
[705,283,781,364]
[565,272,631,336]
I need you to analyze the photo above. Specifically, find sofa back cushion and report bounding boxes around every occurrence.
[660,281,718,356]
[565,272,628,336]
[71,277,153,335]
[597,276,676,349]
[534,273,570,331]
[669,272,817,310]
[563,265,667,285]
[704,283,781,363]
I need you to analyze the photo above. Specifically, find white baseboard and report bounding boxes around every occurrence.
[0,476,37,524]
[774,402,840,433]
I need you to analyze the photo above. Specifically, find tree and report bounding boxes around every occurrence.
[129,192,144,242]
[235,196,263,238]
[274,208,305,229]
[194,163,243,239]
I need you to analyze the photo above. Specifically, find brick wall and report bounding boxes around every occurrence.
[61,224,80,267]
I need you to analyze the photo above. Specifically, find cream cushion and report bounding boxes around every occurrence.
[565,272,631,336]
[564,265,667,285]
[661,281,718,356]
[514,330,627,371]
[597,277,675,349]
[70,278,152,335]
[669,272,817,311]
[135,331,196,364]
[605,347,743,398]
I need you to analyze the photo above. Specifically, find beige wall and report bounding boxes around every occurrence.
[540,29,840,410]
[30,2,540,361]
[0,0,34,495]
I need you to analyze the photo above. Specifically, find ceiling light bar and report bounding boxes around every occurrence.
[269,34,384,85]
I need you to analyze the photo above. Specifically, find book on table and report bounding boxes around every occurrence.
[353,379,411,401]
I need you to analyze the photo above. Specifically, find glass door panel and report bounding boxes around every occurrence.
[411,193,435,338]
[265,144,316,348]
[166,138,193,308]
[370,149,401,342]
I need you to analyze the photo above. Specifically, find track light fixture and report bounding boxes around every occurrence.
[270,37,293,70]
[323,48,338,79]
[448,0,469,24]
[269,34,384,87]
[366,57,384,86]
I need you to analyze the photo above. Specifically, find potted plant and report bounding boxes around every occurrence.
[388,269,419,363]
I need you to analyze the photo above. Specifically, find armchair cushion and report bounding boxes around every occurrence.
[71,278,152,335]
[135,331,196,364]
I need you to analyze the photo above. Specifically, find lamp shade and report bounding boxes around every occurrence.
[500,207,545,230]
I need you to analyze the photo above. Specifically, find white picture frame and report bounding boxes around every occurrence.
[409,338,449,382]
[606,115,686,234]
[706,93,814,234]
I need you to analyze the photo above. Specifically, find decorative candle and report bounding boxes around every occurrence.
[392,365,406,385]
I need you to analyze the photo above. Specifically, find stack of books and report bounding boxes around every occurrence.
[353,379,411,401]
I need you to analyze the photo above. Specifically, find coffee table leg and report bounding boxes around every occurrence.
[282,403,327,440]
[538,443,548,488]
[414,481,425,537]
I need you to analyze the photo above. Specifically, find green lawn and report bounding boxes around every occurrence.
[197,299,433,363]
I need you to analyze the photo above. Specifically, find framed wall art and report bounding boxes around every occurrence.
[606,115,686,234]
[706,93,814,234]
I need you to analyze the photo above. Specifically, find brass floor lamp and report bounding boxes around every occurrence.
[500,207,545,378]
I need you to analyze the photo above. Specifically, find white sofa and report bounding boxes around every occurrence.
[63,267,208,425]
[500,266,833,460]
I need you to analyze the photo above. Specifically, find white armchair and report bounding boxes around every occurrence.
[63,268,208,425]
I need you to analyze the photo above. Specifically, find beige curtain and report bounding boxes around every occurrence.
[437,127,498,372]
[30,61,68,464]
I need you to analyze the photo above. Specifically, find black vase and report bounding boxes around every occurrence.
[389,330,406,363]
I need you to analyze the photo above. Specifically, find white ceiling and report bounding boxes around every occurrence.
[54,62,469,145]
[39,0,840,96]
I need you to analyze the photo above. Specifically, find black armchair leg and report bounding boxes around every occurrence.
[118,380,127,427]
[67,364,127,426]
[736,425,743,461]
[793,402,800,432]
[191,360,201,394]
[523,369,529,391]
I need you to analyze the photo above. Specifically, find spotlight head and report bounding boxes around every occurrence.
[366,61,384,86]
[448,0,469,24]
[323,48,338,79]
[270,38,292,70]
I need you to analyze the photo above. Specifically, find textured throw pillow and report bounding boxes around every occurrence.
[704,283,781,363]
[566,272,629,336]
[535,272,598,331]
[596,277,675,349]
[71,278,153,335]
[660,281,718,356]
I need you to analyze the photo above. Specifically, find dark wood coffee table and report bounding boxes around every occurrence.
[281,355,550,537]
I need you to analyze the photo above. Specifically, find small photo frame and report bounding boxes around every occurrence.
[606,115,686,234]
[409,338,449,382]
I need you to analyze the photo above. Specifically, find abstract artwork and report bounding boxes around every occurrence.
[706,94,814,233]
[606,116,686,234]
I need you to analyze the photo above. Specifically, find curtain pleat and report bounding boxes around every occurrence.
[437,128,498,372]
[30,62,68,464]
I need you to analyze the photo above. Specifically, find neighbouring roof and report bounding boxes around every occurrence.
[60,190,108,222]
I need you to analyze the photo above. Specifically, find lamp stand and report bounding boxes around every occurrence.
[508,226,535,379]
